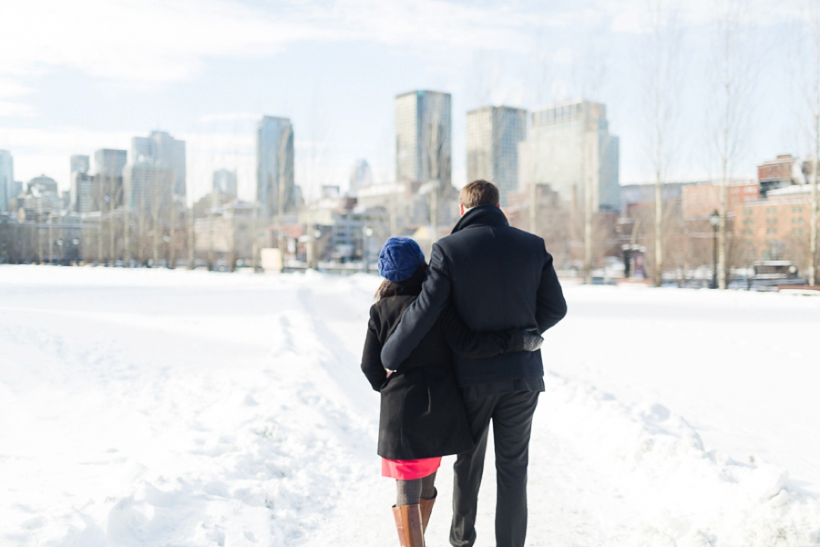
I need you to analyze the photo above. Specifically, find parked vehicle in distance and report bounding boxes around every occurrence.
[747,260,804,291]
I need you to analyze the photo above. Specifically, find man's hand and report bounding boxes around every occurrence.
[384,368,394,378]
[522,329,543,352]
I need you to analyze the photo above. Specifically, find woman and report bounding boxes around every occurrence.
[361,237,540,547]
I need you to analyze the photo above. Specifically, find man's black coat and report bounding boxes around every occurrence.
[380,205,567,386]
[361,270,524,460]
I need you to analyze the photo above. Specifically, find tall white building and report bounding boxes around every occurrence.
[69,154,93,213]
[94,149,128,210]
[348,159,372,197]
[395,90,451,188]
[131,132,186,198]
[256,116,295,218]
[125,131,185,217]
[0,150,13,212]
[518,99,620,211]
[466,106,527,206]
[94,149,127,178]
[213,169,238,197]
[71,155,90,176]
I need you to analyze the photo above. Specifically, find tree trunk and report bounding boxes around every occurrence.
[654,175,663,287]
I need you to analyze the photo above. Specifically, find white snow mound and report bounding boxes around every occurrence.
[0,265,818,546]
[538,372,820,546]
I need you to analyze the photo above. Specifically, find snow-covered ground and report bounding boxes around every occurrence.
[1,265,819,547]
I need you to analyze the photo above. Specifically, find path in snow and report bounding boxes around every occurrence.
[1,266,819,547]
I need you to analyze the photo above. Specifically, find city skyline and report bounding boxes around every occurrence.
[1,1,817,203]
[6,93,819,212]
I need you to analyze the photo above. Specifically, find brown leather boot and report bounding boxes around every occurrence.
[392,504,425,547]
[419,489,437,533]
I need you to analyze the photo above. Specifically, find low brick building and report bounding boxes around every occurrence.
[733,186,813,264]
[682,181,759,218]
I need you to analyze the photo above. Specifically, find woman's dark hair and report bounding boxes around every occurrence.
[375,263,428,301]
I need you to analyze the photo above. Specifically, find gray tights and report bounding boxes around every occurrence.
[396,472,437,506]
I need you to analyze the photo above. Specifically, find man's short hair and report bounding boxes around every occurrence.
[460,180,500,209]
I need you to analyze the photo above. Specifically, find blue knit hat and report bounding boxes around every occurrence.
[378,237,425,282]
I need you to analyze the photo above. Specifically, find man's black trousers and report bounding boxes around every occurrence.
[449,390,539,547]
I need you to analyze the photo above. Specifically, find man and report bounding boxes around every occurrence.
[381,180,567,547]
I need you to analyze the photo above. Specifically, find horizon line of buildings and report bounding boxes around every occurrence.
[1,91,817,273]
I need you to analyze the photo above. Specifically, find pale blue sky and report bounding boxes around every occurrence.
[0,0,815,202]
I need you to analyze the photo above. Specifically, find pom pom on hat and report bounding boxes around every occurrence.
[377,237,425,282]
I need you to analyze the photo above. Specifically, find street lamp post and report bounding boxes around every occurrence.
[709,209,720,289]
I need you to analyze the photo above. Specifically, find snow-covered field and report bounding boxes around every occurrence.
[1,265,819,547]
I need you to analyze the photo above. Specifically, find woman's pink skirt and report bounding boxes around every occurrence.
[381,457,442,480]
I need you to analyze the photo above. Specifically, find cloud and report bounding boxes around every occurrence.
[197,113,261,124]
[0,0,574,87]
[1,0,309,84]
[553,47,575,65]
[1,0,808,89]
[598,0,804,33]
[0,102,35,117]
[0,80,35,118]
[0,80,32,99]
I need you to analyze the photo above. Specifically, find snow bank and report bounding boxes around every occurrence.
[538,372,820,546]
[1,266,819,546]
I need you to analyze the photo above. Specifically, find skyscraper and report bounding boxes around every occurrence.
[124,131,186,218]
[0,150,13,212]
[94,149,127,178]
[69,154,93,213]
[71,155,90,176]
[518,99,620,211]
[466,106,527,206]
[213,168,238,197]
[348,159,372,196]
[24,175,62,214]
[131,131,186,198]
[395,90,451,188]
[256,116,295,218]
[93,149,128,211]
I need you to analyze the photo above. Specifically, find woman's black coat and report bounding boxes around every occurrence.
[361,272,524,460]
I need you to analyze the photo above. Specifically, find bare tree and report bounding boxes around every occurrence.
[123,182,131,266]
[167,195,178,269]
[187,195,196,270]
[639,0,685,286]
[574,37,608,284]
[301,94,335,268]
[95,173,105,264]
[514,30,608,278]
[149,169,172,267]
[710,0,753,289]
[710,0,755,289]
[794,1,820,286]
[108,175,123,264]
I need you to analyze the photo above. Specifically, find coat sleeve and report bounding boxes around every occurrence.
[535,249,568,333]
[439,304,525,358]
[380,243,452,370]
[361,306,388,391]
